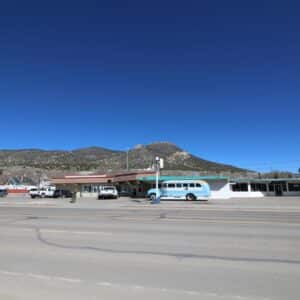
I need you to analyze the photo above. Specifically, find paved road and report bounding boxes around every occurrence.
[0,202,300,299]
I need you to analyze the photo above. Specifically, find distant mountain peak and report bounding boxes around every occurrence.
[148,141,179,147]
[133,144,144,150]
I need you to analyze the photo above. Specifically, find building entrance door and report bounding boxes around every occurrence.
[275,184,283,196]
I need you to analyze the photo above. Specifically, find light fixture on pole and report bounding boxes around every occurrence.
[152,156,164,204]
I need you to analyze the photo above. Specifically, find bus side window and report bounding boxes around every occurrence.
[189,183,195,188]
[176,183,182,188]
[196,183,202,188]
[163,183,167,188]
[183,183,188,190]
[168,184,175,188]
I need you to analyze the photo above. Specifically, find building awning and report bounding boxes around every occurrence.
[52,176,113,185]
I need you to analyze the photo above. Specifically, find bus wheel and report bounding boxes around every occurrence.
[186,193,196,201]
[149,194,156,202]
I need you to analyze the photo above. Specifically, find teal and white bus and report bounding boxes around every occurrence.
[147,180,211,201]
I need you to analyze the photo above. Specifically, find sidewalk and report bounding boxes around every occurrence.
[1,196,300,211]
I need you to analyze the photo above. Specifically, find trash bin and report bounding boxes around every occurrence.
[70,192,77,203]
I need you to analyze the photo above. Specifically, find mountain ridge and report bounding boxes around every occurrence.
[0,142,249,174]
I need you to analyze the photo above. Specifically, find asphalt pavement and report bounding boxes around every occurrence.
[0,197,299,299]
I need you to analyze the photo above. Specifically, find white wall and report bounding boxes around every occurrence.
[208,181,300,199]
[207,180,231,199]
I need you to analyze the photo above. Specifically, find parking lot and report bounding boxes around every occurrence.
[0,196,300,299]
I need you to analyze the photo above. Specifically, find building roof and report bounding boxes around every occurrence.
[231,178,300,183]
[51,171,156,185]
[137,175,229,182]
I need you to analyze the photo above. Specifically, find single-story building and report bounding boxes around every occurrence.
[229,178,300,198]
[51,171,300,199]
[52,171,155,198]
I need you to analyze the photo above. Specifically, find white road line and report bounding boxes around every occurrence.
[0,269,270,300]
[0,227,113,236]
[27,273,51,281]
[96,281,115,287]
[95,280,270,300]
[0,269,82,284]
[55,277,82,283]
[41,229,113,236]
[132,285,145,291]
[0,270,23,277]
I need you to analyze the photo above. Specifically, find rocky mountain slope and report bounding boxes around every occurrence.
[0,142,247,174]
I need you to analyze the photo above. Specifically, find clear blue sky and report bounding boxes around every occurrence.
[0,0,299,172]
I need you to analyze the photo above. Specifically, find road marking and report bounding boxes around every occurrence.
[95,280,270,299]
[0,269,271,299]
[55,277,82,283]
[41,229,113,236]
[132,285,145,291]
[97,281,115,287]
[27,273,51,281]
[0,227,113,236]
[114,216,300,226]
[0,271,23,277]
[0,269,82,284]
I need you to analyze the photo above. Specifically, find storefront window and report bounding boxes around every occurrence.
[288,183,300,191]
[251,183,267,192]
[231,183,248,192]
[83,185,91,192]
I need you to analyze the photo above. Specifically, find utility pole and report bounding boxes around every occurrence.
[126,149,129,171]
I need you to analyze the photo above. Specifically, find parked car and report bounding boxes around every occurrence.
[0,189,8,197]
[53,189,73,198]
[29,186,56,199]
[98,186,118,199]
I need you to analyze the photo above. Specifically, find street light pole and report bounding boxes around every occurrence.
[126,149,129,171]
[156,158,159,202]
[152,156,163,204]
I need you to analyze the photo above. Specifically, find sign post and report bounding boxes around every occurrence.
[152,156,163,204]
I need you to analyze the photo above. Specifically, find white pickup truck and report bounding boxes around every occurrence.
[29,187,55,198]
[98,186,118,199]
